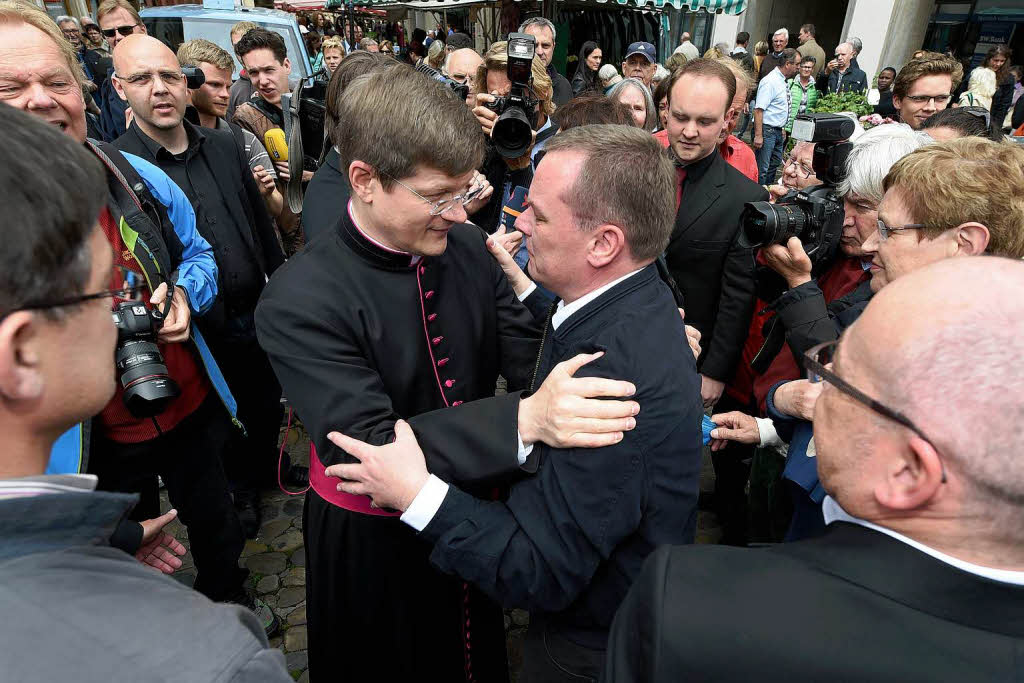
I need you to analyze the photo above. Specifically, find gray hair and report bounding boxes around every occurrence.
[773,28,789,40]
[845,36,863,55]
[652,64,670,82]
[56,15,80,29]
[544,124,676,262]
[714,41,730,56]
[608,77,657,132]
[519,17,556,42]
[837,123,931,205]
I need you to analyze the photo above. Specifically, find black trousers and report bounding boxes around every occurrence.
[710,393,755,546]
[205,334,283,491]
[521,616,605,683]
[88,393,248,602]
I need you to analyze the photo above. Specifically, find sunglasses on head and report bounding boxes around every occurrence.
[101,23,137,38]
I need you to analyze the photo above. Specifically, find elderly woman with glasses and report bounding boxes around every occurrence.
[710,124,935,542]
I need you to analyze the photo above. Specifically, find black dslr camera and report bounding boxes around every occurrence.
[740,113,855,269]
[111,296,180,418]
[415,62,471,102]
[485,33,540,158]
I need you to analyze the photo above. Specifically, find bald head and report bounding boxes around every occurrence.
[112,35,188,133]
[112,34,176,73]
[444,48,483,106]
[444,48,482,82]
[842,257,1024,521]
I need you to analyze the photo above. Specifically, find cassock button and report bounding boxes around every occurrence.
[424,290,435,300]
[437,357,449,367]
[432,336,443,346]
[445,379,456,388]
[419,265,426,275]
[452,401,463,406]
[428,313,438,322]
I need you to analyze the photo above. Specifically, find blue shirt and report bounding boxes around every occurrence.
[755,67,791,128]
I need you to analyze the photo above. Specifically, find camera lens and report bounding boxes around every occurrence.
[116,339,181,418]
[492,107,534,158]
[741,201,809,247]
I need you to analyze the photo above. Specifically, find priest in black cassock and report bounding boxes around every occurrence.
[323,125,705,682]
[256,68,641,682]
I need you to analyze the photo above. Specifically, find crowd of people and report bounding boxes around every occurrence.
[2,1,1024,681]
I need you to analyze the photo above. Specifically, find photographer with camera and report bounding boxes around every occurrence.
[714,123,935,539]
[0,0,276,634]
[111,35,288,539]
[469,36,557,252]
[443,47,483,106]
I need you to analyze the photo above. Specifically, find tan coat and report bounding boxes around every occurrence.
[799,38,827,78]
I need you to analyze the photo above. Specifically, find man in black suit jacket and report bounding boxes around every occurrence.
[607,256,1024,682]
[325,125,704,682]
[661,59,767,544]
[661,59,767,409]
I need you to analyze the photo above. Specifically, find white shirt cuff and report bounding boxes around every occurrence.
[755,417,782,448]
[517,282,537,302]
[399,474,450,532]
[517,431,534,466]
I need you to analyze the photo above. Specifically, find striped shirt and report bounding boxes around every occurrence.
[0,474,97,500]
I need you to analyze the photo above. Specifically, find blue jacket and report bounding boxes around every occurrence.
[48,151,238,475]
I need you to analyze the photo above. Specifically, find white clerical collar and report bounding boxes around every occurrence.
[348,200,422,266]
[552,268,644,331]
[823,496,1024,586]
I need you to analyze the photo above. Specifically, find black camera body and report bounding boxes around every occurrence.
[486,33,540,159]
[112,300,180,418]
[415,62,471,102]
[740,113,855,269]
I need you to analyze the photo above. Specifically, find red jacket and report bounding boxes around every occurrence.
[727,256,870,412]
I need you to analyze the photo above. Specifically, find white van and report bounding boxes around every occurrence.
[140,5,314,82]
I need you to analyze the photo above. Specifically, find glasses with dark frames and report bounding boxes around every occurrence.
[101,24,138,38]
[803,340,947,484]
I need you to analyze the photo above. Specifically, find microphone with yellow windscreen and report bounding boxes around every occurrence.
[264,128,288,163]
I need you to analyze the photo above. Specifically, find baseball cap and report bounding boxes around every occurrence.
[625,42,656,64]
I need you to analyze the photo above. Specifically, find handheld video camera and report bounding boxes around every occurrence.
[740,113,855,270]
[484,33,540,159]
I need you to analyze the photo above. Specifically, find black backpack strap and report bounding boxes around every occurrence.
[86,138,176,283]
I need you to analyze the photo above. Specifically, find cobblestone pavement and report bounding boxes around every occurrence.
[160,418,722,682]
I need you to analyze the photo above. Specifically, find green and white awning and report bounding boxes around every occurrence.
[522,0,747,11]
[359,0,746,12]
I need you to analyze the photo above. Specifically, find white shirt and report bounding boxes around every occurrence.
[823,496,1024,586]
[531,117,554,168]
[401,268,646,531]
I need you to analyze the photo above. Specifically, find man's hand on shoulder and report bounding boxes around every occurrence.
[518,352,639,449]
[325,420,428,512]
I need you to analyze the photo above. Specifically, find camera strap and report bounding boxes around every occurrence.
[86,139,176,297]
